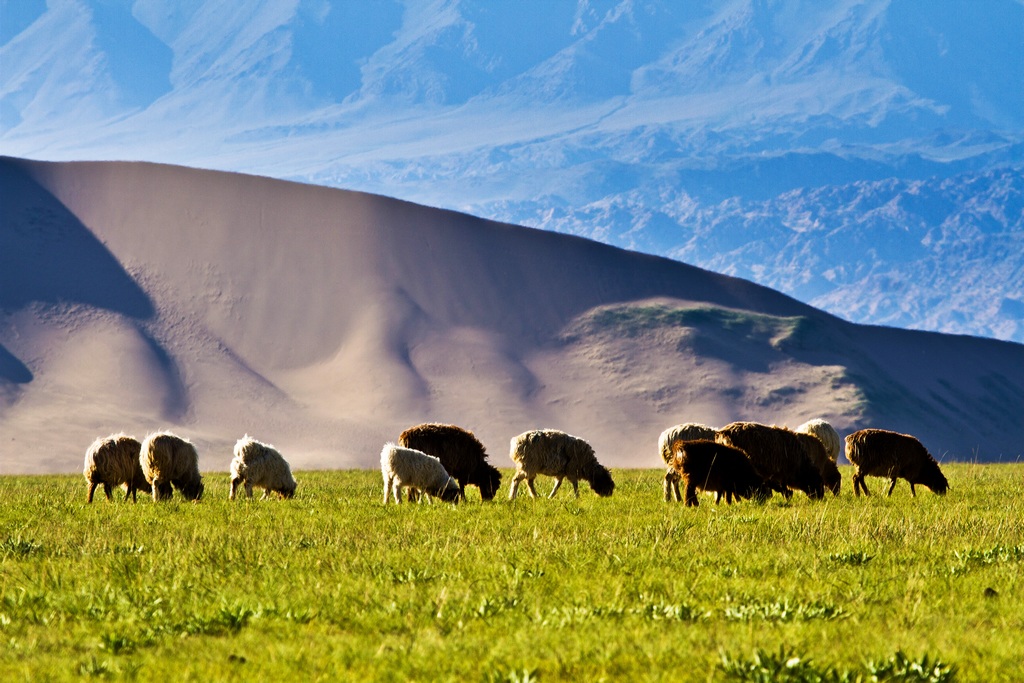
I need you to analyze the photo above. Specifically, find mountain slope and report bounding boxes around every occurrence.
[1,158,1022,473]
[2,1,1022,344]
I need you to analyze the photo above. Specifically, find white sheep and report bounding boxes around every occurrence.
[795,418,842,462]
[508,429,615,499]
[657,423,716,501]
[230,435,296,500]
[381,442,461,504]
[83,433,151,503]
[140,431,204,501]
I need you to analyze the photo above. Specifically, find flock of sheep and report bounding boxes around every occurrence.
[658,420,948,507]
[83,419,948,506]
[83,432,295,503]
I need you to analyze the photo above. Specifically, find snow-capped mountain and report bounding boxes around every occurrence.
[2,0,1022,341]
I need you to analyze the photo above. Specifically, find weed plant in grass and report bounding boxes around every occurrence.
[0,464,1021,681]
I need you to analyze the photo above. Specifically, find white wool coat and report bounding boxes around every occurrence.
[795,419,842,462]
[230,435,296,500]
[381,443,459,504]
[140,431,203,501]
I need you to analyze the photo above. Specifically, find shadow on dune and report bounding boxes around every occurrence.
[0,344,31,384]
[138,328,189,421]
[0,159,154,318]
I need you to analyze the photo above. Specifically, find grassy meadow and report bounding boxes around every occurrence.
[1,464,1022,681]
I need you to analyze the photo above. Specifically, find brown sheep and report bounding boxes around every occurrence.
[508,429,614,499]
[671,439,771,507]
[657,423,716,502]
[794,432,842,496]
[398,423,502,501]
[83,434,152,503]
[715,422,825,500]
[845,429,949,497]
[140,431,204,501]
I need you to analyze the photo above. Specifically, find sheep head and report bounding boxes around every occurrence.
[179,479,204,501]
[473,464,503,501]
[433,477,461,503]
[917,460,949,495]
[588,465,616,497]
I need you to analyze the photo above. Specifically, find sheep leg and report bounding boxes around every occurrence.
[909,482,917,497]
[684,482,699,507]
[383,476,393,505]
[526,478,540,498]
[715,491,723,504]
[245,482,254,499]
[673,475,682,501]
[87,482,98,503]
[103,483,113,501]
[508,472,526,500]
[124,484,135,503]
[663,471,673,502]
[547,477,563,498]
[392,482,404,504]
[229,477,243,501]
[886,478,898,496]
[571,480,579,498]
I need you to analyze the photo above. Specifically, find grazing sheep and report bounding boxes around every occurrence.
[845,429,949,497]
[140,431,204,501]
[83,434,151,503]
[794,432,842,496]
[508,429,614,499]
[657,423,716,502]
[715,422,825,500]
[381,442,461,504]
[795,419,842,462]
[398,423,502,501]
[229,435,296,500]
[671,439,770,507]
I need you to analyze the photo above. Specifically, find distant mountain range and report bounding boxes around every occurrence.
[2,0,1022,341]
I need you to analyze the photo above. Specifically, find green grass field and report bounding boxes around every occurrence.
[1,464,1021,681]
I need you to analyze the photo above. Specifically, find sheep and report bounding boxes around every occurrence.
[229,435,296,500]
[140,431,204,501]
[715,422,825,500]
[381,442,461,504]
[657,423,716,502]
[398,423,502,501]
[794,418,842,462]
[670,439,771,507]
[508,429,614,499]
[845,428,949,497]
[83,434,152,503]
[794,431,842,496]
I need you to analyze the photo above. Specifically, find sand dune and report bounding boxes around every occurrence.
[1,157,1021,474]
